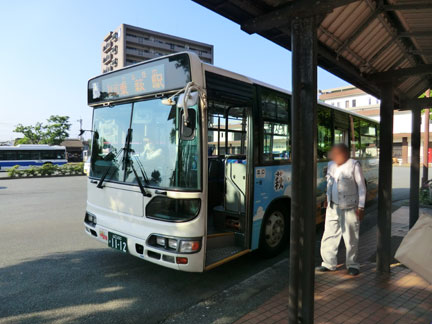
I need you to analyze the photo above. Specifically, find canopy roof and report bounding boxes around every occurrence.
[193,0,432,107]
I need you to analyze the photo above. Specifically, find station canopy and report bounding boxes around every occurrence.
[193,0,432,107]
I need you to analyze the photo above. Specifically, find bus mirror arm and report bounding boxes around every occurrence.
[79,129,94,136]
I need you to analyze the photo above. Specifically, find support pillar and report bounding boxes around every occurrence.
[410,108,421,228]
[377,82,394,274]
[422,89,430,185]
[289,15,317,324]
[401,137,408,164]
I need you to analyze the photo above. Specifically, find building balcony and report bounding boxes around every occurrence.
[103,53,113,65]
[103,41,113,53]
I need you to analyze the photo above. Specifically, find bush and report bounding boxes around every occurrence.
[62,164,76,175]
[7,165,21,177]
[25,166,39,177]
[57,164,69,175]
[420,184,432,205]
[6,162,85,178]
[39,163,58,176]
[73,162,84,175]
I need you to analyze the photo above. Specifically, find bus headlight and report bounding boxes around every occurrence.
[179,240,200,253]
[147,235,201,254]
[168,239,178,250]
[156,236,166,246]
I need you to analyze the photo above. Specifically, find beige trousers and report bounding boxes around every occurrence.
[320,204,360,270]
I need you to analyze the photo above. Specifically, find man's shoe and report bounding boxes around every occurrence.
[347,268,360,276]
[316,266,333,272]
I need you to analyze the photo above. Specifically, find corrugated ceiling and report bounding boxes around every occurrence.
[193,0,432,105]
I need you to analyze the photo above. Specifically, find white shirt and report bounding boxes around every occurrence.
[330,159,366,208]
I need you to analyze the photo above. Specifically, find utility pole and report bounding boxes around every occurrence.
[422,89,431,185]
[77,118,83,141]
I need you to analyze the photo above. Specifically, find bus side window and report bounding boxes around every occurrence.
[207,100,248,156]
[359,119,378,158]
[334,110,349,147]
[350,116,361,158]
[317,107,332,160]
[260,90,290,163]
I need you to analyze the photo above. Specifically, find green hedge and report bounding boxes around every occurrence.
[7,163,84,178]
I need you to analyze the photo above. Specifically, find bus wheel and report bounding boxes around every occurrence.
[260,204,289,257]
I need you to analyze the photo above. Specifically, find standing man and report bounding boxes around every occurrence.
[317,144,366,276]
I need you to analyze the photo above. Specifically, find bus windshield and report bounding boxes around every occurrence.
[90,97,201,191]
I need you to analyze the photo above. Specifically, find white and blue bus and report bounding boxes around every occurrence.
[84,52,378,272]
[0,145,67,171]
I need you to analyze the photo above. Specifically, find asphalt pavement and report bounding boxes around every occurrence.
[0,176,288,324]
[0,167,416,324]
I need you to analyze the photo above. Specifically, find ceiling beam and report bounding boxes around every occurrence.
[399,97,432,110]
[383,3,432,11]
[367,65,432,81]
[399,31,432,38]
[409,49,432,56]
[367,1,421,67]
[241,0,357,34]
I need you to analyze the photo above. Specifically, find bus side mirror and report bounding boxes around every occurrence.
[181,109,196,140]
[178,92,199,109]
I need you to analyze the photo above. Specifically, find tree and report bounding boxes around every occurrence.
[44,115,72,145]
[14,115,71,145]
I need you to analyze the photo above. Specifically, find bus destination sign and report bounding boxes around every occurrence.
[91,64,165,103]
[88,54,191,105]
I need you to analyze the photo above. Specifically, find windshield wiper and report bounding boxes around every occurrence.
[128,158,152,197]
[96,147,125,189]
[133,155,150,185]
[123,128,152,198]
[96,129,130,189]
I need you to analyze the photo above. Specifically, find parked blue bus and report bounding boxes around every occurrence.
[0,145,67,171]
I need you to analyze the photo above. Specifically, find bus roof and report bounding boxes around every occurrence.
[87,51,378,124]
[202,61,379,124]
[0,145,66,151]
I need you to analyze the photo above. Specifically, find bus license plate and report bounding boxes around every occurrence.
[108,232,128,253]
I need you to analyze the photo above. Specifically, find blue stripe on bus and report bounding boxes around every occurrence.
[0,161,67,167]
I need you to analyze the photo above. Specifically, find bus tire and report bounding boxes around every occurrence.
[259,202,289,258]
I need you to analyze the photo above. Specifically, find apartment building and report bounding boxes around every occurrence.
[101,24,214,73]
[319,85,432,163]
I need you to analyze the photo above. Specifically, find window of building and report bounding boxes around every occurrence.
[368,97,372,105]
[352,99,356,108]
[345,100,349,108]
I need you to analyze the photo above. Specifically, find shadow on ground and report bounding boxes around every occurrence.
[0,248,288,324]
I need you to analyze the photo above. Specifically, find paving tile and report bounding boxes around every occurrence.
[233,207,432,324]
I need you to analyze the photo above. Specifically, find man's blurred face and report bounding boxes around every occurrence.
[330,146,349,165]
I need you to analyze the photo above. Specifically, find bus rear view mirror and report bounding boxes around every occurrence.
[181,109,196,140]
[177,92,199,109]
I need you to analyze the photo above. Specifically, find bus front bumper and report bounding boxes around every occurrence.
[83,223,205,272]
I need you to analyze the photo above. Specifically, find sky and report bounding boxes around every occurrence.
[0,0,349,142]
